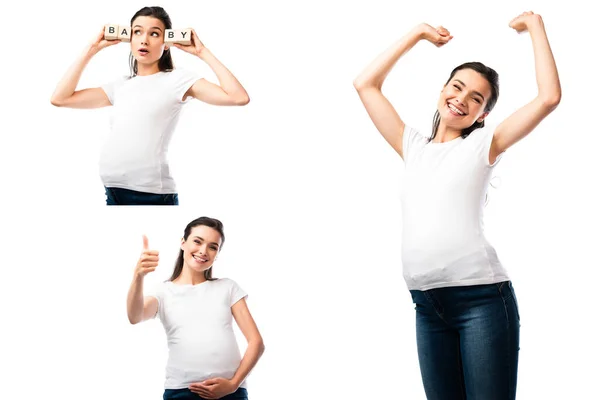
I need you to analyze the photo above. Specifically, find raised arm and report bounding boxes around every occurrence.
[50,27,120,108]
[353,24,452,158]
[189,298,265,399]
[174,29,250,106]
[126,236,160,325]
[490,12,561,163]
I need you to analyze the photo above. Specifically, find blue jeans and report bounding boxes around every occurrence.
[163,387,248,400]
[104,187,178,206]
[410,281,520,400]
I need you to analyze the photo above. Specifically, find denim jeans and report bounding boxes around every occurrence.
[163,387,248,400]
[410,281,520,400]
[104,187,178,206]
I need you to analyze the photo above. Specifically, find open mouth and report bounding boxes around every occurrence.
[447,103,466,116]
[138,48,149,56]
[193,254,208,263]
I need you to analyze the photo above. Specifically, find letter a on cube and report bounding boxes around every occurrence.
[118,25,131,42]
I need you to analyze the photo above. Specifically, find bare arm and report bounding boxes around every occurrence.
[353,24,452,158]
[127,279,159,324]
[228,298,265,387]
[490,12,561,163]
[127,236,160,324]
[50,27,119,108]
[174,30,250,106]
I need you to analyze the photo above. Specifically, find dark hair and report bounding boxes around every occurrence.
[129,6,174,77]
[169,217,225,282]
[430,62,499,141]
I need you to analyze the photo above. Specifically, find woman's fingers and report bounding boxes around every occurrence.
[425,25,452,47]
[435,35,453,47]
[436,26,450,36]
[190,387,211,397]
[421,24,452,47]
[195,391,215,399]
[136,238,159,276]
[140,254,159,266]
[141,252,159,258]
[102,40,121,49]
[191,29,202,43]
[509,14,532,32]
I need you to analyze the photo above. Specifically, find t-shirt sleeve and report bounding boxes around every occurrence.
[171,68,202,103]
[145,281,165,319]
[227,279,248,307]
[473,128,504,167]
[402,125,428,161]
[100,76,129,105]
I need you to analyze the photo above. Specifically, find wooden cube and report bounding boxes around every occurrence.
[104,24,119,41]
[164,28,192,45]
[118,25,131,42]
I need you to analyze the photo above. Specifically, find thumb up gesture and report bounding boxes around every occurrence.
[134,235,159,279]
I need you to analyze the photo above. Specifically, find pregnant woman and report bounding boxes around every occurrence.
[353,11,560,399]
[51,6,249,205]
[127,217,264,399]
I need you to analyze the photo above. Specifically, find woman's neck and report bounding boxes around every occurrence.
[136,62,161,76]
[174,266,209,285]
[433,122,462,143]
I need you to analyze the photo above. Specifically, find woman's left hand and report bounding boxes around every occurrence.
[509,11,543,33]
[171,29,206,57]
[189,377,237,399]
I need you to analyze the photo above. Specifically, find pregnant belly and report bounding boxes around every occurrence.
[165,335,242,385]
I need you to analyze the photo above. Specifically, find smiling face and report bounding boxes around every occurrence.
[180,225,223,274]
[130,16,168,66]
[437,68,492,131]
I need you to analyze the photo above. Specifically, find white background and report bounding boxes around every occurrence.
[1,0,599,399]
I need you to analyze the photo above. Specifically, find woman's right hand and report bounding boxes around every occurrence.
[134,235,159,280]
[417,23,453,47]
[88,26,121,55]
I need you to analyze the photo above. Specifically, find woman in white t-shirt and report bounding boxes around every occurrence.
[127,217,264,400]
[353,12,560,400]
[51,6,249,205]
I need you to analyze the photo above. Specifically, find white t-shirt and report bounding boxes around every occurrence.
[401,126,510,291]
[100,69,199,194]
[148,278,248,389]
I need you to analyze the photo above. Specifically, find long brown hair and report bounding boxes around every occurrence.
[169,217,225,282]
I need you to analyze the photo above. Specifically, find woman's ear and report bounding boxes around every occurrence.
[477,111,489,124]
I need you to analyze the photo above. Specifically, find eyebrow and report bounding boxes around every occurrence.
[132,25,163,32]
[454,79,485,101]
[193,236,220,247]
